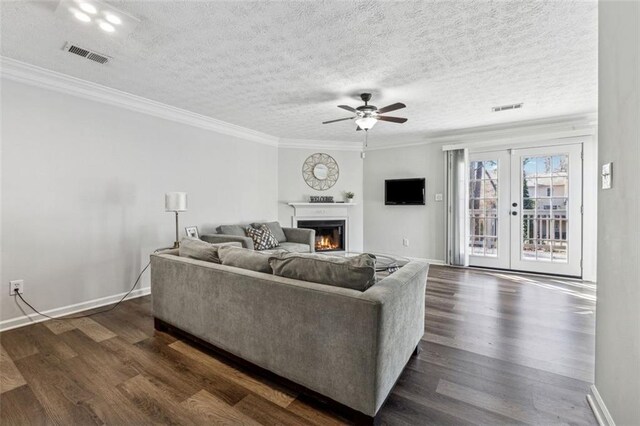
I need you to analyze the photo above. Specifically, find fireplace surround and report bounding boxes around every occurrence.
[288,202,354,253]
[296,219,345,252]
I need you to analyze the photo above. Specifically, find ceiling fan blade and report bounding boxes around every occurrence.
[377,102,406,114]
[338,105,357,113]
[356,126,363,131]
[378,116,408,123]
[322,117,355,124]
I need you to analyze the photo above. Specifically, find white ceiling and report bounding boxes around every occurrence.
[1,1,598,146]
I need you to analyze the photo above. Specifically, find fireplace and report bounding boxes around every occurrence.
[296,219,345,252]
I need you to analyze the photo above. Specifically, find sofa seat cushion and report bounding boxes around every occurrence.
[245,225,279,250]
[251,221,287,243]
[269,253,376,291]
[275,242,312,253]
[217,224,246,236]
[218,246,273,273]
[178,238,242,263]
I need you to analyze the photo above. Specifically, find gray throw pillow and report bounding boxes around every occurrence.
[251,221,287,243]
[179,239,242,263]
[218,246,273,273]
[269,253,376,291]
[217,224,246,236]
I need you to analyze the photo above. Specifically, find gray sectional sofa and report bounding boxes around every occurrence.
[201,221,315,253]
[150,248,429,423]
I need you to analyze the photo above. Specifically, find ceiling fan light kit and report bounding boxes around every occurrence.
[355,116,377,130]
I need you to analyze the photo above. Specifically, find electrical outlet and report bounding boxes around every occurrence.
[435,193,443,201]
[10,280,24,295]
[403,238,409,247]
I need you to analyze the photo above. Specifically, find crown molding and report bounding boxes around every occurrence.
[0,58,597,153]
[366,139,438,151]
[0,57,280,147]
[438,113,597,150]
[365,113,598,152]
[278,138,363,151]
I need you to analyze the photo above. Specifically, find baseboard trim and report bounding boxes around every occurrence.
[0,287,151,332]
[406,256,446,265]
[587,385,616,426]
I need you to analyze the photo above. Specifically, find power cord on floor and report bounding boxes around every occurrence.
[14,261,151,320]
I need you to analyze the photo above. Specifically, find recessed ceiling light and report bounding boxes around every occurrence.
[98,21,115,32]
[74,11,91,22]
[78,2,97,14]
[55,0,140,37]
[104,13,121,25]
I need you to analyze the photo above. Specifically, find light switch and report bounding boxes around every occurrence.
[602,163,612,189]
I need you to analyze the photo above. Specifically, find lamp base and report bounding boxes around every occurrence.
[172,241,180,249]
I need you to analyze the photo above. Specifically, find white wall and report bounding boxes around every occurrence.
[277,147,364,251]
[594,2,640,425]
[0,79,278,327]
[363,143,446,261]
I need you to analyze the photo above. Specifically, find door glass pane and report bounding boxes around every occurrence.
[469,160,499,257]
[521,155,569,263]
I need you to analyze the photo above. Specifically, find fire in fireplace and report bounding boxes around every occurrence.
[296,219,345,252]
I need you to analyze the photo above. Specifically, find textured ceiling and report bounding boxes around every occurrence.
[1,1,598,145]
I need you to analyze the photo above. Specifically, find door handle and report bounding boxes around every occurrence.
[511,211,518,216]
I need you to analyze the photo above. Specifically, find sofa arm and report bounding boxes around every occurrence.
[201,234,254,250]
[282,227,315,252]
[362,261,429,414]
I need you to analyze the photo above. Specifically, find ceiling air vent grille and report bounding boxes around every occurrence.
[63,42,111,65]
[87,52,109,64]
[492,103,523,112]
[68,45,90,57]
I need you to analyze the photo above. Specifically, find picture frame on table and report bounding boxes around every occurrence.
[185,226,199,239]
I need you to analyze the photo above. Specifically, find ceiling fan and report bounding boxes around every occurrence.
[322,93,407,131]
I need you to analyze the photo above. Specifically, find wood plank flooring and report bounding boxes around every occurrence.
[0,265,597,425]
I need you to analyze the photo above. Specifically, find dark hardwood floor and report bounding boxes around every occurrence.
[0,265,597,425]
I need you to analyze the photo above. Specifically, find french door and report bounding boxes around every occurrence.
[468,144,582,276]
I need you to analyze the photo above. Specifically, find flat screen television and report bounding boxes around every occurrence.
[385,178,426,205]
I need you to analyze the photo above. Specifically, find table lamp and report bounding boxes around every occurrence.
[165,192,187,248]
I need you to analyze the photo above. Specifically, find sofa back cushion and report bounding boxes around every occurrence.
[218,246,273,273]
[245,225,279,250]
[179,239,242,263]
[251,221,287,243]
[269,253,376,291]
[217,224,246,236]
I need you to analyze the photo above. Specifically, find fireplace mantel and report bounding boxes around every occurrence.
[287,202,354,219]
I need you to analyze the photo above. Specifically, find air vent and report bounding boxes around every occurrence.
[68,45,90,57]
[492,103,523,112]
[63,42,111,65]
[87,52,109,64]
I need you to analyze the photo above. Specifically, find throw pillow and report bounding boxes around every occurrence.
[217,224,246,236]
[218,246,273,273]
[179,239,242,263]
[245,225,279,250]
[250,221,287,243]
[269,253,376,291]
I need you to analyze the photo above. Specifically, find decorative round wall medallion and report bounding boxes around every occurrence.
[302,153,339,191]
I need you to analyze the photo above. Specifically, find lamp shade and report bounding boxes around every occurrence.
[355,116,377,130]
[165,192,187,212]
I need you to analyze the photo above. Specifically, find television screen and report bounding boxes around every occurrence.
[385,178,426,205]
